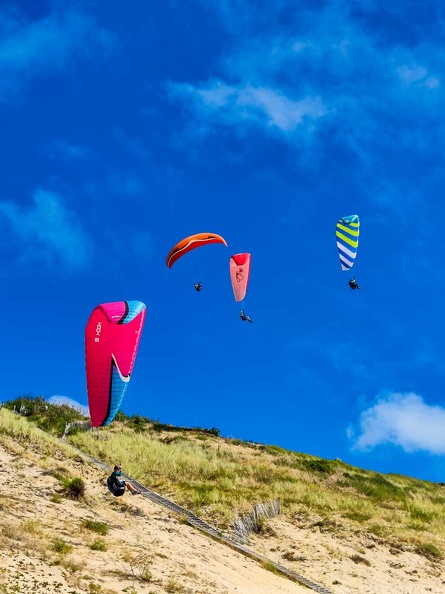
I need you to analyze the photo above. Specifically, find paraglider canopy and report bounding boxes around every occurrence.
[230,253,251,303]
[85,301,146,427]
[336,214,360,271]
[166,232,227,268]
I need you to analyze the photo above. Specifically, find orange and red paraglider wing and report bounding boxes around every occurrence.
[230,253,251,302]
[85,301,146,427]
[166,232,227,268]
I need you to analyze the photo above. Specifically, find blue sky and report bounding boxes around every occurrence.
[2,0,445,482]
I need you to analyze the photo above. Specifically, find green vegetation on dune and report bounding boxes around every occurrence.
[67,414,445,551]
[3,395,86,436]
[1,397,445,558]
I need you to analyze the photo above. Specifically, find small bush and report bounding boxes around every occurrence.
[351,554,371,566]
[282,551,307,562]
[46,466,69,482]
[63,560,82,573]
[52,539,73,554]
[178,515,189,525]
[228,438,244,446]
[264,445,287,456]
[62,477,85,500]
[21,519,43,534]
[344,472,405,503]
[408,521,429,531]
[416,543,442,560]
[129,414,147,433]
[409,507,435,523]
[165,579,185,593]
[300,458,335,474]
[90,540,107,551]
[82,519,109,535]
[150,420,220,437]
[345,511,372,523]
[129,552,153,582]
[3,522,20,541]
[114,410,131,422]
[368,523,387,537]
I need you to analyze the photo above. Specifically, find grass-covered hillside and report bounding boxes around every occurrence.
[69,415,445,556]
[6,396,445,555]
[2,396,445,593]
[0,405,312,594]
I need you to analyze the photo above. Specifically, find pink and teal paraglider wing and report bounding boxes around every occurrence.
[85,301,146,427]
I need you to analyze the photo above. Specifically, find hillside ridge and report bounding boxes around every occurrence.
[1,401,445,593]
[74,442,332,593]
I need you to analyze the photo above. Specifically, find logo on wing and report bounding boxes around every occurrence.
[111,354,131,383]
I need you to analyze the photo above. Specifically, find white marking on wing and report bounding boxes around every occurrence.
[111,354,131,383]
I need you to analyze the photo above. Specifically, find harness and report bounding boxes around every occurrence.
[107,475,125,497]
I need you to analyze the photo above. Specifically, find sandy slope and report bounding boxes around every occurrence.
[249,517,445,594]
[0,441,310,594]
[0,437,444,594]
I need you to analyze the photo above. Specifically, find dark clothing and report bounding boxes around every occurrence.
[111,470,125,487]
[107,472,126,497]
[349,279,361,290]
[194,283,203,292]
[240,311,253,323]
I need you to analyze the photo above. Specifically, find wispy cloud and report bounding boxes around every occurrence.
[0,6,115,101]
[46,141,94,161]
[170,81,327,135]
[397,64,440,89]
[0,188,90,271]
[171,0,445,175]
[108,170,145,197]
[289,331,375,385]
[348,391,445,454]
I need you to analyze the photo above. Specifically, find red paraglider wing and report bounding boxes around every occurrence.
[166,232,227,268]
[230,253,251,302]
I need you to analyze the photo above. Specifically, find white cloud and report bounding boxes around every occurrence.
[48,395,89,417]
[349,392,445,454]
[0,188,90,271]
[172,0,445,176]
[0,7,114,101]
[292,41,313,53]
[108,171,145,197]
[170,81,327,134]
[397,64,440,89]
[48,141,94,161]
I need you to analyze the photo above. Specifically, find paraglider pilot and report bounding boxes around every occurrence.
[108,465,141,496]
[194,282,203,292]
[349,278,361,290]
[240,310,253,323]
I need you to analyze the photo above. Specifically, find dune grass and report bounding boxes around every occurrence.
[1,403,444,556]
[68,422,445,552]
[0,407,76,461]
